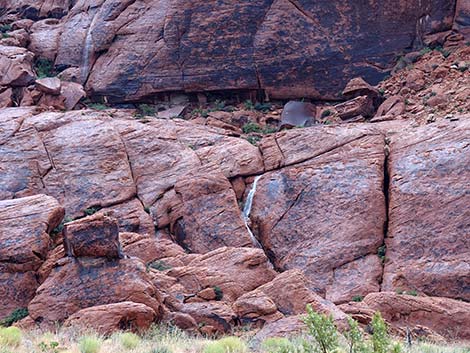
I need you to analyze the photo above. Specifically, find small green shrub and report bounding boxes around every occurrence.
[0,327,22,347]
[0,308,28,327]
[352,295,364,303]
[321,110,332,118]
[261,337,295,353]
[38,340,60,353]
[51,216,74,236]
[0,24,12,33]
[254,102,272,112]
[84,206,101,216]
[419,47,432,56]
[244,100,255,110]
[242,122,263,134]
[120,332,140,350]
[138,104,156,117]
[78,336,101,353]
[377,245,386,263]
[149,345,173,353]
[263,126,277,134]
[245,135,261,146]
[214,286,224,301]
[371,312,390,353]
[88,103,108,111]
[204,336,247,353]
[345,317,369,353]
[148,260,172,271]
[1,33,10,39]
[302,304,339,353]
[35,59,55,78]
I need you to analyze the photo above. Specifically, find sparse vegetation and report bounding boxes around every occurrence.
[302,304,339,353]
[84,206,102,216]
[371,312,391,353]
[204,336,247,353]
[377,245,386,263]
[242,122,263,134]
[245,135,261,146]
[0,24,12,33]
[148,260,172,271]
[34,58,55,78]
[0,327,22,347]
[87,103,109,111]
[118,332,140,350]
[0,308,28,327]
[51,216,74,236]
[137,104,156,117]
[321,110,331,118]
[2,323,468,353]
[214,286,224,301]
[78,335,102,353]
[352,295,364,302]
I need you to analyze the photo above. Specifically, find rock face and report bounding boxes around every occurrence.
[174,169,253,253]
[28,257,162,324]
[64,301,157,335]
[0,195,63,317]
[342,292,470,340]
[383,120,470,301]
[63,214,122,259]
[0,1,457,101]
[252,125,386,301]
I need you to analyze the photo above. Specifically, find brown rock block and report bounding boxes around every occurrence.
[0,195,63,271]
[0,45,35,87]
[166,247,276,303]
[383,120,470,300]
[362,292,470,340]
[63,214,122,259]
[64,301,157,335]
[36,77,61,95]
[28,256,161,324]
[174,169,253,253]
[253,126,386,298]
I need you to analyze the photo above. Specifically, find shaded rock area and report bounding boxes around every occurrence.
[0,0,464,101]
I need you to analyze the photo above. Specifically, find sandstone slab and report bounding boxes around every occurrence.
[64,301,157,335]
[383,120,470,301]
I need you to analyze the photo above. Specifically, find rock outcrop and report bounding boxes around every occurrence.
[0,1,463,100]
[0,194,63,318]
[383,119,470,301]
[342,292,470,340]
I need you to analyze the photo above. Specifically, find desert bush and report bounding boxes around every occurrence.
[204,336,247,353]
[370,312,390,353]
[302,305,339,353]
[0,327,22,347]
[78,335,101,353]
[0,308,28,327]
[345,317,369,353]
[261,337,296,353]
[242,122,262,134]
[119,332,140,350]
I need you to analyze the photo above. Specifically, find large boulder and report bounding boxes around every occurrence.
[0,46,35,87]
[343,292,470,340]
[0,195,63,318]
[383,120,470,301]
[28,256,162,324]
[252,125,386,301]
[173,169,253,253]
[63,214,122,259]
[64,301,157,335]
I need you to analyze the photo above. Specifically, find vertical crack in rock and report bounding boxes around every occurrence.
[379,135,391,291]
